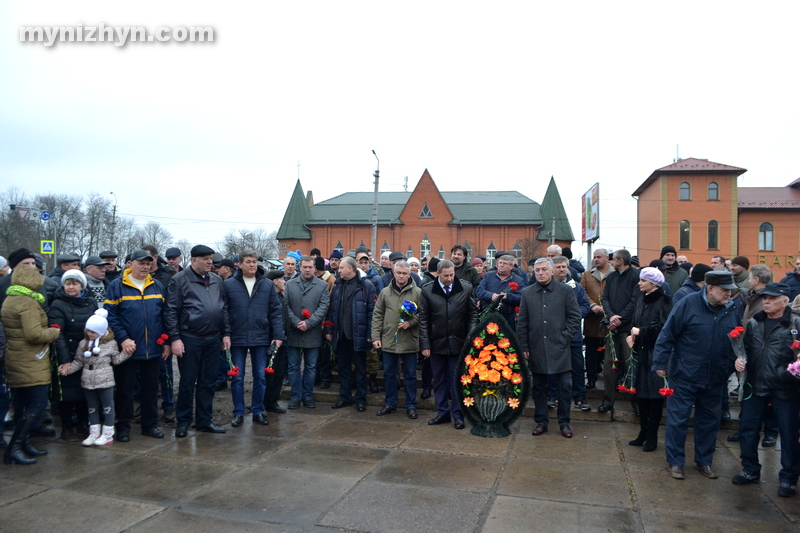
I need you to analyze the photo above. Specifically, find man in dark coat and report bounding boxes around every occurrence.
[223,250,284,427]
[418,259,478,430]
[653,271,741,480]
[326,257,375,412]
[518,258,582,438]
[780,257,800,301]
[599,249,641,413]
[660,245,688,296]
[733,283,800,497]
[165,245,231,437]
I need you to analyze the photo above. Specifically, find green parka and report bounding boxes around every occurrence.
[372,279,422,354]
[1,267,61,388]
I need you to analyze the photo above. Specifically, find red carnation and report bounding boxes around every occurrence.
[729,326,745,339]
[50,324,61,330]
[514,307,520,314]
[508,282,519,292]
[302,310,311,319]
[156,338,164,345]
[265,367,275,374]
[659,387,675,397]
[160,334,169,341]
[322,320,335,329]
[792,341,800,351]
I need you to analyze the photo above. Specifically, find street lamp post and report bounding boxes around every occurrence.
[371,150,380,256]
[109,192,118,251]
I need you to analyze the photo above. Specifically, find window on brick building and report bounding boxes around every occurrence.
[380,241,390,256]
[679,182,691,201]
[420,236,431,259]
[438,246,445,259]
[512,242,522,260]
[707,220,718,250]
[759,222,774,252]
[419,203,433,218]
[334,241,344,254]
[708,182,719,201]
[463,241,472,259]
[679,220,691,249]
[486,242,496,267]
[407,246,413,258]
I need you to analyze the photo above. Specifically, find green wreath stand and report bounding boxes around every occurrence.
[455,309,531,438]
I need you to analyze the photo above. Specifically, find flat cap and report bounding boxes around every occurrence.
[191,245,215,257]
[705,271,738,290]
[84,255,110,267]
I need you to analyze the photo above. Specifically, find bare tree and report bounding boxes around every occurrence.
[135,221,173,254]
[519,238,548,267]
[218,227,278,259]
[172,238,192,269]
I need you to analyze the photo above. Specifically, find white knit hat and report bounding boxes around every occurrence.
[84,309,109,357]
[62,269,87,288]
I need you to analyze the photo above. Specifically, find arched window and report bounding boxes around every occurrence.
[463,241,472,259]
[486,242,497,267]
[420,236,431,259]
[707,220,718,250]
[759,222,774,251]
[438,246,445,259]
[679,182,691,201]
[679,220,691,249]
[708,182,719,201]
[380,241,390,256]
[407,246,413,258]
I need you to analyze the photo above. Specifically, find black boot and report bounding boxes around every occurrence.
[629,400,648,446]
[368,374,380,393]
[4,415,37,465]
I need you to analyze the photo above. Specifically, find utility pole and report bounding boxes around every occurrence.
[109,192,118,251]
[371,150,380,256]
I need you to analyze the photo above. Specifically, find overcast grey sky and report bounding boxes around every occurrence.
[2,1,798,261]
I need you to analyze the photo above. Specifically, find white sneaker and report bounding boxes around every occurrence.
[94,425,114,446]
[82,424,101,447]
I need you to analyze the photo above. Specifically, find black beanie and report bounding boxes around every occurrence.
[8,248,35,269]
[661,245,677,258]
[428,257,440,273]
[691,263,712,282]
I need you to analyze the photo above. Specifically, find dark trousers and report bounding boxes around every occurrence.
[665,380,723,467]
[637,397,664,440]
[176,334,220,429]
[264,345,287,407]
[419,353,432,391]
[430,353,462,419]
[159,355,174,410]
[114,356,161,432]
[0,371,9,429]
[317,341,333,384]
[739,395,800,484]
[58,400,88,432]
[382,351,417,409]
[85,387,115,426]
[602,331,630,406]
[584,336,604,385]
[336,338,367,404]
[547,344,587,402]
[217,349,229,384]
[533,371,570,426]
[11,385,49,419]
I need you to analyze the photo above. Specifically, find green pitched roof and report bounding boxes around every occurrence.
[306,191,541,225]
[537,177,574,241]
[277,180,311,239]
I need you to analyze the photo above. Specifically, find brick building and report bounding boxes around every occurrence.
[633,157,800,278]
[277,169,574,266]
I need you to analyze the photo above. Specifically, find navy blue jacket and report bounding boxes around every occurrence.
[224,269,285,347]
[476,270,523,326]
[653,288,741,386]
[104,269,167,360]
[672,277,701,304]
[327,274,376,352]
[780,272,800,301]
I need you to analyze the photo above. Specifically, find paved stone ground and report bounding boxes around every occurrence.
[1,390,798,533]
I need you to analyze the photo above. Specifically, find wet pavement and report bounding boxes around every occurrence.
[1,395,798,533]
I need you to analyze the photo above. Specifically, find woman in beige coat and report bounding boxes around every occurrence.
[2,265,61,465]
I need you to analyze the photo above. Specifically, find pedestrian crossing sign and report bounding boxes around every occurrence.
[40,240,54,254]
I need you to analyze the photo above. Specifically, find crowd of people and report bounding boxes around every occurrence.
[1,242,800,498]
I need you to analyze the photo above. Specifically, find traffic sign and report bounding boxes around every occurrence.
[41,210,51,221]
[17,209,29,220]
[30,209,40,220]
[40,240,54,254]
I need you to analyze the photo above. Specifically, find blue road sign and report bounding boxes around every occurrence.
[41,210,51,221]
[40,240,54,254]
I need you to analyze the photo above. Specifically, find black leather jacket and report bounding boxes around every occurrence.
[743,307,800,401]
[164,267,230,340]
[419,278,478,355]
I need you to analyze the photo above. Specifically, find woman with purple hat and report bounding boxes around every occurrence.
[625,266,673,452]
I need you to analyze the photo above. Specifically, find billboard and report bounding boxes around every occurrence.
[582,183,599,243]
